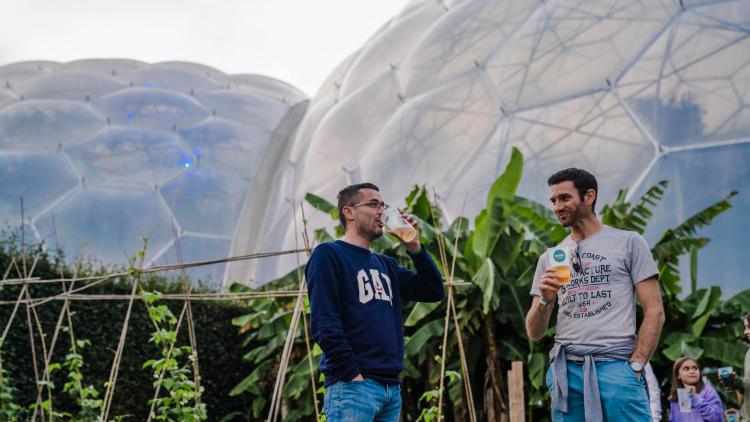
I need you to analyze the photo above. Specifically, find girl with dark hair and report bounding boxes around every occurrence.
[668,357,724,421]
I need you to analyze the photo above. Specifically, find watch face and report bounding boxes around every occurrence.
[630,361,644,372]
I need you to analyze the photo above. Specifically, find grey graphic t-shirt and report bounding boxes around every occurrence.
[530,225,659,347]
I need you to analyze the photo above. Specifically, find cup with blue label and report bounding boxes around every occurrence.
[547,247,571,285]
[718,366,740,391]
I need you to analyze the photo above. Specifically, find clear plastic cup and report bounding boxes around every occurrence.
[547,247,571,285]
[677,388,692,412]
[381,205,417,242]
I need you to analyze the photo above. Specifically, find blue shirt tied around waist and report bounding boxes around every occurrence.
[550,339,636,422]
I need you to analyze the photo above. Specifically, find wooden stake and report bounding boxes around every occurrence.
[508,361,525,422]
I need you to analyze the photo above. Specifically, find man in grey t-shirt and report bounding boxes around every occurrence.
[525,168,665,422]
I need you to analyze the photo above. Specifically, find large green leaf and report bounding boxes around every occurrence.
[691,286,722,320]
[230,360,272,396]
[486,147,523,207]
[652,237,709,263]
[722,289,750,313]
[405,185,439,223]
[473,258,501,314]
[491,225,524,275]
[601,181,668,234]
[471,148,523,259]
[404,319,444,357]
[700,337,747,368]
[405,301,442,327]
[314,228,334,243]
[668,191,737,239]
[472,198,507,260]
[663,340,704,361]
[528,352,547,390]
[304,193,338,221]
[511,197,567,245]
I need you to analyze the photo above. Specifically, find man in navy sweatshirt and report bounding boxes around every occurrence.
[306,182,445,421]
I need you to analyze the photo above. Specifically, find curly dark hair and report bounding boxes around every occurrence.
[547,168,599,214]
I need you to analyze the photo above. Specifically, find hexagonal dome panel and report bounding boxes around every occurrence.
[35,188,174,265]
[0,88,18,110]
[0,150,79,221]
[66,127,194,188]
[93,88,209,130]
[160,168,247,238]
[14,71,126,101]
[178,118,271,179]
[0,100,104,150]
[194,90,288,128]
[123,68,221,93]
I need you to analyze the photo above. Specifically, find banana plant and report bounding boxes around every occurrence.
[230,148,746,421]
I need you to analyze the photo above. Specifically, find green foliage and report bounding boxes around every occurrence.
[141,290,207,421]
[227,268,321,421]
[228,148,745,420]
[0,234,252,421]
[0,355,24,421]
[417,356,462,422]
[59,333,104,421]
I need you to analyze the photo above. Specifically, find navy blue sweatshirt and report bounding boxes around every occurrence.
[306,240,444,387]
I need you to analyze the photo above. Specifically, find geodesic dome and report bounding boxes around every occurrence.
[0,59,308,288]
[275,0,749,296]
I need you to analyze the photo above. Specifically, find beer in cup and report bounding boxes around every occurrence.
[381,205,417,243]
[547,247,571,285]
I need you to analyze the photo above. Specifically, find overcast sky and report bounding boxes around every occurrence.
[0,0,409,96]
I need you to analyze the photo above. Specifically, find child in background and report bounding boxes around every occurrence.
[668,357,724,422]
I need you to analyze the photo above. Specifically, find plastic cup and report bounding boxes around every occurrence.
[381,205,417,242]
[547,247,571,285]
[677,388,692,413]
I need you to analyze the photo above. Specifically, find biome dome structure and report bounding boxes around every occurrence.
[272,0,749,296]
[0,59,308,288]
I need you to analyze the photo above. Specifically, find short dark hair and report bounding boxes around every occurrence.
[745,312,750,326]
[336,183,380,227]
[547,168,598,214]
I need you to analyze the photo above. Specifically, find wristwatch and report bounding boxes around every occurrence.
[539,297,552,306]
[629,360,644,372]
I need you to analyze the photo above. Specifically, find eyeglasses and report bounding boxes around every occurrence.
[348,200,386,210]
[570,244,582,273]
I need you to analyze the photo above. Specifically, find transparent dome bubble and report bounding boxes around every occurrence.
[35,187,175,265]
[0,61,59,84]
[0,89,17,110]
[160,167,248,238]
[0,150,78,220]
[67,127,194,188]
[94,88,209,130]
[194,90,288,128]
[15,71,126,101]
[123,67,221,93]
[0,100,104,150]
[284,0,750,296]
[178,118,271,179]
[0,59,308,288]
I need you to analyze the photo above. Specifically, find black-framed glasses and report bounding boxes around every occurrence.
[348,200,386,210]
[571,244,582,273]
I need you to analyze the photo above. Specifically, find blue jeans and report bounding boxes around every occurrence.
[546,360,651,422]
[323,378,401,422]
